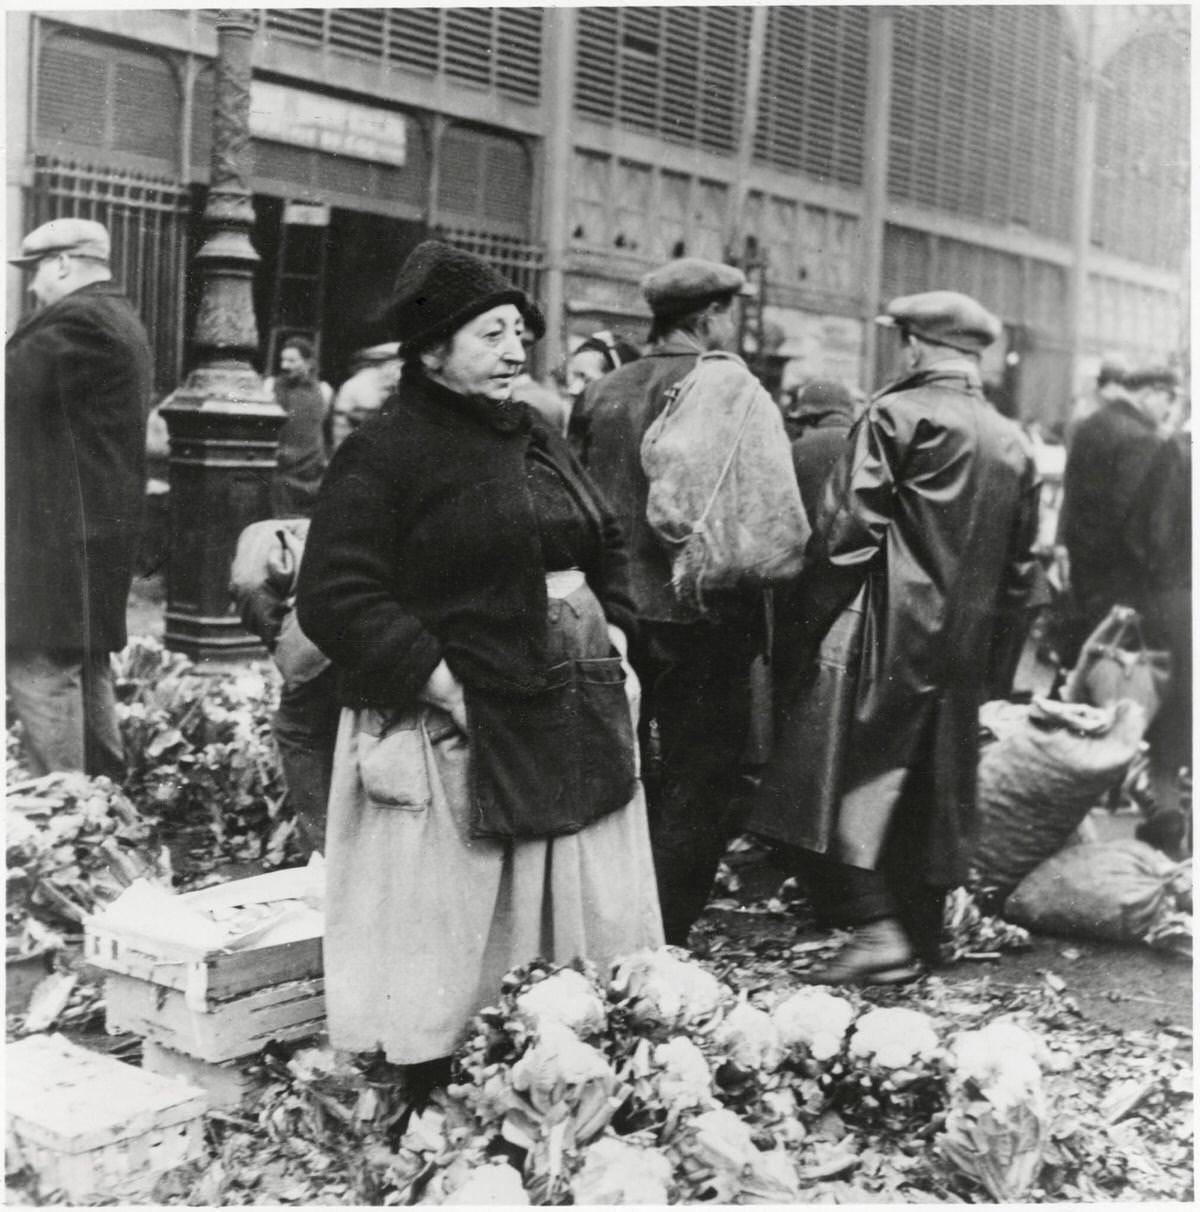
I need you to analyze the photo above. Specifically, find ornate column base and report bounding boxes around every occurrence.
[161,372,285,663]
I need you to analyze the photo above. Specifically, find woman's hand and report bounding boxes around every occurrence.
[419,660,468,733]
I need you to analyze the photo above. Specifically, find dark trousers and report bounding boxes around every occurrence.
[635,616,760,946]
[273,667,340,855]
[790,746,949,966]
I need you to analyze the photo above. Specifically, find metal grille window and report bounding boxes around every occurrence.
[887,7,1078,240]
[435,226,544,304]
[26,157,191,396]
[573,7,750,155]
[35,32,182,172]
[1092,33,1189,270]
[258,8,544,104]
[754,6,869,187]
[436,126,533,237]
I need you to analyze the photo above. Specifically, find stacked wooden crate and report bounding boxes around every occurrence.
[84,870,325,1111]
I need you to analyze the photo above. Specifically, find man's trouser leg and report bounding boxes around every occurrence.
[638,618,757,946]
[272,667,340,855]
[7,648,123,779]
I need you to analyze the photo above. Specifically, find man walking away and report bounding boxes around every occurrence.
[576,257,766,946]
[1057,364,1177,667]
[270,336,333,518]
[762,291,1040,982]
[6,218,153,778]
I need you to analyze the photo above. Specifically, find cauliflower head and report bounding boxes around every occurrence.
[848,1007,940,1069]
[611,948,726,1032]
[715,1001,785,1072]
[515,969,607,1037]
[771,987,856,1061]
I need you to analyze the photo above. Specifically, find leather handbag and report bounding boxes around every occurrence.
[1062,605,1172,725]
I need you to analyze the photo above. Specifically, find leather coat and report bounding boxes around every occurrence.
[755,362,1041,885]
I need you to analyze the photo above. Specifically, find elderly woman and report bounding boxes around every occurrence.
[296,242,663,1074]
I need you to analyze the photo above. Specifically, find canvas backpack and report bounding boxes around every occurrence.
[641,351,811,611]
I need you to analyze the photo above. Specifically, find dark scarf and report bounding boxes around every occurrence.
[399,362,531,434]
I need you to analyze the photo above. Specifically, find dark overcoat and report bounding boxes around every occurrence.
[1058,394,1164,628]
[5,281,152,654]
[754,364,1040,886]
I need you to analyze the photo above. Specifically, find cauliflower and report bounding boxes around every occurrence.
[510,1020,614,1098]
[507,1021,621,1143]
[571,1136,674,1204]
[678,1110,799,1204]
[715,1000,785,1072]
[654,1036,716,1108]
[771,987,856,1061]
[442,1162,529,1205]
[515,969,607,1037]
[611,948,726,1033]
[949,1021,1045,1113]
[848,1007,940,1070]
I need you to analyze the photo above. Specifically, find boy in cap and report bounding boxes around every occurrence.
[760,289,1041,981]
[6,218,153,777]
[575,256,762,946]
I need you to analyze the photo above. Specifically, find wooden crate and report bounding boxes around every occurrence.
[6,1033,206,1203]
[141,1039,266,1113]
[105,971,325,1063]
[83,870,323,1011]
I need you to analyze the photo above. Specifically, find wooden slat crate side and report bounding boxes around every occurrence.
[142,1039,266,1113]
[105,972,326,1063]
[84,925,323,1004]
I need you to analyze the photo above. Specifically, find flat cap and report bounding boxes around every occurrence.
[353,342,401,364]
[1123,364,1179,391]
[10,218,111,266]
[876,290,1001,353]
[641,257,748,318]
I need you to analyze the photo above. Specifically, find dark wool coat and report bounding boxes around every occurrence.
[5,281,152,654]
[756,364,1041,886]
[789,414,852,521]
[1058,394,1165,628]
[296,369,637,709]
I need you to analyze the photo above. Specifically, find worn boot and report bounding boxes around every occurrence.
[803,918,922,986]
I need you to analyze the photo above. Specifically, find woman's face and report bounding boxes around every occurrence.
[567,348,610,401]
[423,303,526,400]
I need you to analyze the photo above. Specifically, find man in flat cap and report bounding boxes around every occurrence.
[759,290,1041,982]
[6,218,153,777]
[572,256,765,946]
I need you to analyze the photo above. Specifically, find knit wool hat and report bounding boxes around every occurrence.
[386,240,533,353]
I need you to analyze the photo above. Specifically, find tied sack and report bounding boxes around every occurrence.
[641,352,810,610]
[1004,840,1188,946]
[971,697,1147,894]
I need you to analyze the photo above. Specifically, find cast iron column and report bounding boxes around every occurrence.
[161,9,283,662]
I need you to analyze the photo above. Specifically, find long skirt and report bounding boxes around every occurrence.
[323,579,664,1064]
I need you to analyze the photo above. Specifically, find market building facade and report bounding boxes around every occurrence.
[6,5,1189,421]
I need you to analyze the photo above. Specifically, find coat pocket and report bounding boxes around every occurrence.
[356,708,431,811]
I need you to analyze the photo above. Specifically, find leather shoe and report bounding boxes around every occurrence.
[802,918,922,986]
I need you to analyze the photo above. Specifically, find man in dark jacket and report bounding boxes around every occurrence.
[785,378,856,519]
[574,257,763,946]
[6,218,153,777]
[1057,364,1176,664]
[759,291,1040,981]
